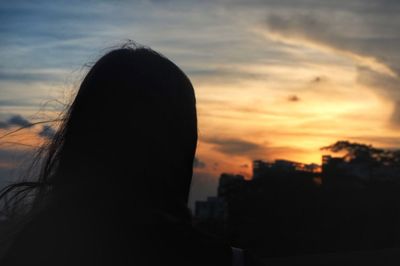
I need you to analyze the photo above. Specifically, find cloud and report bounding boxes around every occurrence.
[38,125,56,139]
[1,1,400,195]
[186,67,269,83]
[0,68,68,83]
[356,66,400,126]
[266,13,330,41]
[8,115,31,127]
[203,137,265,158]
[312,76,322,83]
[263,9,400,127]
[0,115,58,141]
[0,115,32,129]
[202,136,311,162]
[264,13,397,77]
[357,67,400,97]
[193,157,206,168]
[288,95,300,102]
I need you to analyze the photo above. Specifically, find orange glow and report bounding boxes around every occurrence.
[2,29,400,184]
[188,34,400,180]
[0,127,47,151]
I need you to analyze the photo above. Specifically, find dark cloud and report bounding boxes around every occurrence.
[203,137,265,158]
[38,125,56,139]
[193,157,206,168]
[0,115,32,129]
[240,163,249,168]
[288,95,300,102]
[8,115,31,127]
[265,11,400,75]
[0,115,58,140]
[312,76,322,83]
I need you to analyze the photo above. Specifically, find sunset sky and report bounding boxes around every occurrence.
[1,0,400,206]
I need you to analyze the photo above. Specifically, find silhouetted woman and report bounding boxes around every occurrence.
[0,45,247,265]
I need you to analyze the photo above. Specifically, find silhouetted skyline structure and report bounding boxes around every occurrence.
[195,141,400,261]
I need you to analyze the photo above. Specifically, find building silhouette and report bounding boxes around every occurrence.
[195,196,224,220]
[253,159,320,179]
[194,154,400,257]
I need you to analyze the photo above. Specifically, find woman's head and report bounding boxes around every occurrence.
[5,45,198,220]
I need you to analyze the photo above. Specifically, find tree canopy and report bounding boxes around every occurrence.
[321,140,400,166]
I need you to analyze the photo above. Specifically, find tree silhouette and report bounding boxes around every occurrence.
[321,140,400,167]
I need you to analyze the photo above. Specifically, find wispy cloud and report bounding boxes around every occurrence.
[0,115,31,129]
[203,137,265,158]
[263,13,397,77]
[38,125,56,139]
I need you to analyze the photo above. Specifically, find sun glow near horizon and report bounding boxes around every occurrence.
[192,40,398,176]
[1,31,398,179]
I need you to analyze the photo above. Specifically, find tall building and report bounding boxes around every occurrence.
[253,159,320,179]
[218,173,245,197]
[252,160,272,179]
[194,196,224,220]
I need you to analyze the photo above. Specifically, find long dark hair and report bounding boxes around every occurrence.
[0,44,198,224]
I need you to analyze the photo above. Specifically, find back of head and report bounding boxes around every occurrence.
[54,47,197,220]
[0,45,199,265]
[0,46,235,266]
